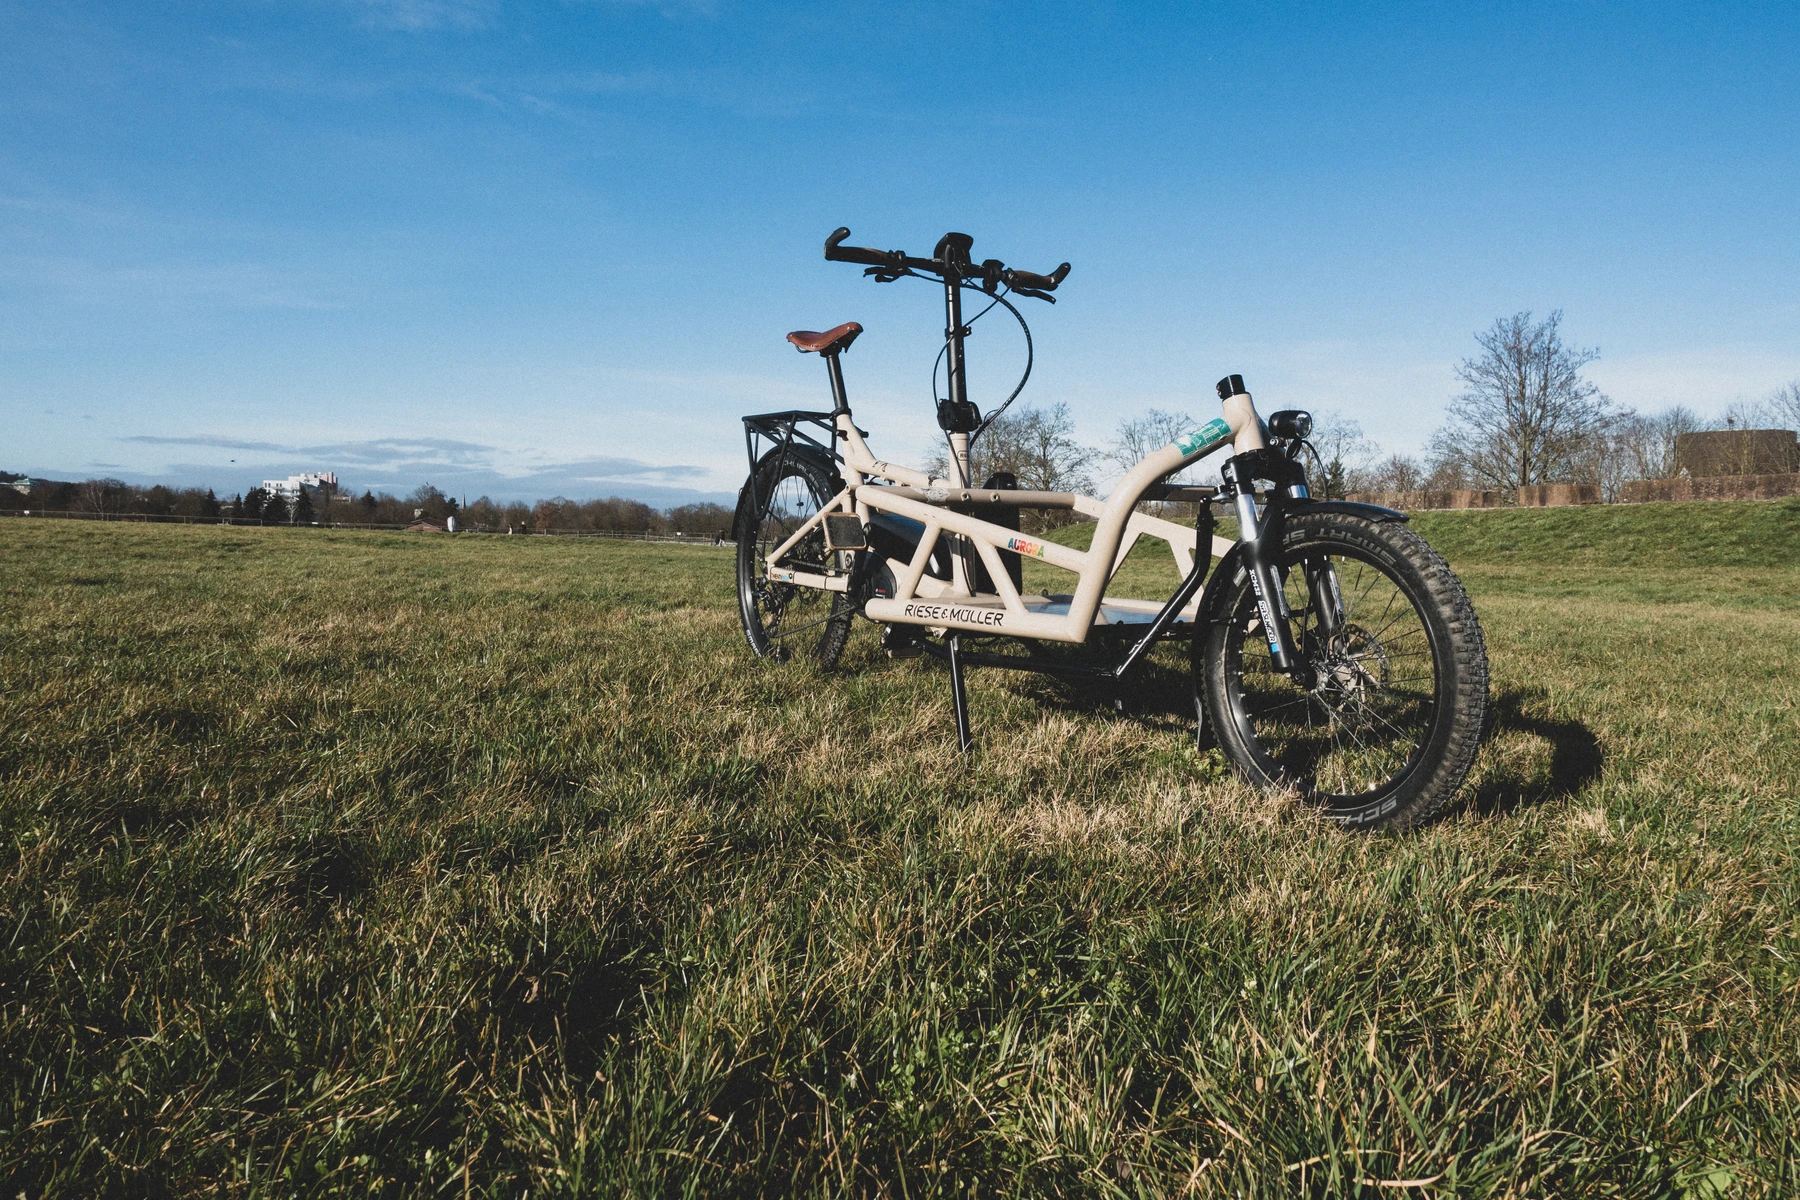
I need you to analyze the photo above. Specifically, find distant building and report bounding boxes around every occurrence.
[5,477,32,495]
[262,471,338,499]
[1674,430,1799,477]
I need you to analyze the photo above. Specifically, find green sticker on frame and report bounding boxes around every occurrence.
[1174,418,1233,457]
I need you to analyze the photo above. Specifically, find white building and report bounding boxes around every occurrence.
[262,471,338,499]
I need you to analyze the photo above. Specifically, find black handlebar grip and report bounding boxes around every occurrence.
[1004,262,1072,291]
[824,226,895,267]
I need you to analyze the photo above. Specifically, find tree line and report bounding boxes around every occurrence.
[0,476,735,537]
[935,310,1800,522]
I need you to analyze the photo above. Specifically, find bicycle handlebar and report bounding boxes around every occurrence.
[823,227,895,268]
[1001,264,1070,291]
[824,226,1070,299]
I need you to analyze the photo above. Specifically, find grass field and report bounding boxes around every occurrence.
[3,502,1797,1197]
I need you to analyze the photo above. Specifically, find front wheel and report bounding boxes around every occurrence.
[1197,511,1489,829]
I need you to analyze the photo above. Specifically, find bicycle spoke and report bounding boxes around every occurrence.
[1222,535,1445,803]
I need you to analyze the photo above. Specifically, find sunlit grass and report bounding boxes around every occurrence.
[2,516,1797,1196]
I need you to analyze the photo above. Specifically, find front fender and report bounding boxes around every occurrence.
[1194,497,1408,635]
[1285,498,1409,523]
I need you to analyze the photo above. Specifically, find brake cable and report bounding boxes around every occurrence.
[1298,438,1328,496]
[926,281,1035,470]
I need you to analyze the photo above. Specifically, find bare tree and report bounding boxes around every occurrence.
[77,478,130,515]
[928,402,1096,530]
[1430,311,1611,496]
[409,483,453,521]
[1765,380,1800,431]
[1716,382,1800,433]
[1423,455,1470,490]
[930,403,1095,493]
[1573,410,1638,502]
[1107,408,1196,478]
[1308,410,1378,499]
[1607,406,1704,483]
[1106,408,1204,511]
[1359,454,1424,495]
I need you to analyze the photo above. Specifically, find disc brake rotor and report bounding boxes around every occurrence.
[1308,621,1391,727]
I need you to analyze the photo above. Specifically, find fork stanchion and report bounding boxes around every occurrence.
[947,633,974,754]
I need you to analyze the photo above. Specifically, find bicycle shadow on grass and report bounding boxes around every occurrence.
[1460,686,1604,817]
[977,648,1200,731]
[981,659,1603,819]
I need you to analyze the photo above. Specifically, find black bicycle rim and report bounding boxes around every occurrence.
[1223,548,1445,807]
[740,465,838,658]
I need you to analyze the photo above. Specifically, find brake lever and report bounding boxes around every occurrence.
[1011,287,1056,303]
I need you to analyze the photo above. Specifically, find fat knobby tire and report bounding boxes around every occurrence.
[733,451,856,668]
[1199,510,1490,830]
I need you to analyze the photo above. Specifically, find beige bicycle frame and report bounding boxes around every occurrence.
[763,390,1271,645]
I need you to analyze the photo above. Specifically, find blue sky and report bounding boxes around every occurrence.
[4,1,1797,504]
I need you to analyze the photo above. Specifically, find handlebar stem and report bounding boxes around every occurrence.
[942,270,972,481]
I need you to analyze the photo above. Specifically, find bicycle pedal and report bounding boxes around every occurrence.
[882,625,924,658]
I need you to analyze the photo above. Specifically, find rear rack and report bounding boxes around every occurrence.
[739,409,871,540]
[741,410,844,477]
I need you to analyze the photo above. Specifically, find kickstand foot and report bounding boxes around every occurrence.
[947,633,974,754]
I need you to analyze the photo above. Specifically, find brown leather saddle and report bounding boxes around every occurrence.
[786,321,863,355]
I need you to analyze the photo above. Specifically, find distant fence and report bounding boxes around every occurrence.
[0,508,734,544]
[529,529,734,546]
[1347,478,1800,510]
[1345,489,1505,511]
[1516,484,1601,507]
[1620,473,1800,504]
[1,509,411,530]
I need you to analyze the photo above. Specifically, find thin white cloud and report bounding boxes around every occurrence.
[345,0,497,32]
[6,256,340,310]
[111,431,708,485]
[300,437,499,467]
[118,435,290,452]
[566,0,719,17]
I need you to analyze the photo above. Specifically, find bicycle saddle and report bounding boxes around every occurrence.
[786,322,863,355]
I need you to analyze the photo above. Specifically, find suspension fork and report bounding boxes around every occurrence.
[1222,456,1317,685]
[1302,556,1348,644]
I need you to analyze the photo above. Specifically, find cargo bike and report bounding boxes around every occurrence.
[734,228,1489,829]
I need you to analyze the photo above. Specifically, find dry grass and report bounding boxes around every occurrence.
[2,514,1797,1197]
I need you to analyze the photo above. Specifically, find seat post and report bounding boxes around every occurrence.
[824,350,851,416]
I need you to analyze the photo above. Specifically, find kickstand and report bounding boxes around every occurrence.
[947,633,974,754]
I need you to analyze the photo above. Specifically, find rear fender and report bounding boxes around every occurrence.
[737,444,845,530]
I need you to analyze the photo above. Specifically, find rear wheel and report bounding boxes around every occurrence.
[1198,511,1488,829]
[734,451,856,666]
